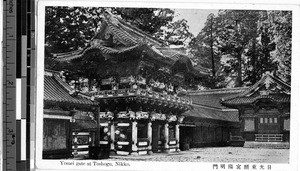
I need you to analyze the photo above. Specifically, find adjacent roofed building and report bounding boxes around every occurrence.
[43,70,98,159]
[220,72,290,143]
[178,88,246,148]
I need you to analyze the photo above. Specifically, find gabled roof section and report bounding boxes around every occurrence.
[182,88,245,123]
[51,11,211,76]
[188,87,248,109]
[183,104,239,122]
[220,72,291,107]
[44,70,98,106]
[93,10,165,47]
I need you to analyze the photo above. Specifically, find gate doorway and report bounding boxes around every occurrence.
[152,121,164,153]
[179,125,194,151]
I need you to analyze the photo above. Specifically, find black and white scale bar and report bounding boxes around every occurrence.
[16,0,30,170]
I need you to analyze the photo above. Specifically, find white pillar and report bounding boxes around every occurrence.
[175,124,180,151]
[73,132,78,156]
[147,121,153,154]
[164,122,169,153]
[131,121,138,155]
[110,122,115,154]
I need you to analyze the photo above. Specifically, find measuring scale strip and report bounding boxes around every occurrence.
[3,0,17,171]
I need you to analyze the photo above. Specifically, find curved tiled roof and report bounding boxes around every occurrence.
[220,72,291,107]
[51,11,211,76]
[188,87,247,109]
[182,88,244,123]
[183,104,239,122]
[44,70,97,106]
[221,94,290,106]
[101,11,165,47]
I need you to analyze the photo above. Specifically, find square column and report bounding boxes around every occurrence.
[131,121,138,155]
[163,122,169,153]
[147,121,153,154]
[72,132,78,156]
[110,123,115,155]
[175,124,180,151]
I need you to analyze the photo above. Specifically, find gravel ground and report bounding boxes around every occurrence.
[107,147,289,163]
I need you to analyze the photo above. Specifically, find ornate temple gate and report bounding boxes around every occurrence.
[98,108,183,155]
[50,11,210,157]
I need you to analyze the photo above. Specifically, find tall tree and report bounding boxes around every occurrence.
[45,7,104,53]
[155,19,194,46]
[189,13,223,88]
[243,10,291,85]
[265,11,292,83]
[190,10,291,88]
[216,10,261,87]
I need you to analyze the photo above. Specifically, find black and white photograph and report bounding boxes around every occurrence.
[35,1,299,170]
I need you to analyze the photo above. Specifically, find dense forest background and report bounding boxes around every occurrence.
[45,7,292,89]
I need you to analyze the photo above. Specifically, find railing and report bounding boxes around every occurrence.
[89,88,192,105]
[72,132,91,156]
[255,134,283,142]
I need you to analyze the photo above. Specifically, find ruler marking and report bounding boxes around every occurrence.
[3,0,17,170]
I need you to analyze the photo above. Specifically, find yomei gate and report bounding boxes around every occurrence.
[91,88,188,155]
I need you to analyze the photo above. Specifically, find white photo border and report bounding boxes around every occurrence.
[35,0,300,170]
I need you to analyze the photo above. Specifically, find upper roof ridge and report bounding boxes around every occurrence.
[220,71,291,104]
[188,87,248,95]
[101,10,165,47]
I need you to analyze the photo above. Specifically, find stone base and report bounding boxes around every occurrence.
[163,149,170,153]
[130,151,139,156]
[110,150,116,155]
[147,151,153,155]
[244,141,290,149]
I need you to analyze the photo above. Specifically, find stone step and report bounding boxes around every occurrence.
[244,141,289,149]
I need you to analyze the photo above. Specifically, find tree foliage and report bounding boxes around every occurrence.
[45,7,104,53]
[265,11,292,83]
[155,19,194,45]
[189,13,222,88]
[191,10,292,88]
[112,8,175,35]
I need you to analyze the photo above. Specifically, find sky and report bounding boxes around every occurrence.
[174,9,219,36]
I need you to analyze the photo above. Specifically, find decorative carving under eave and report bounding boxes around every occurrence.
[150,113,166,121]
[265,76,272,89]
[99,111,114,120]
[135,111,149,120]
[167,115,177,122]
[177,116,185,123]
[116,111,135,119]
